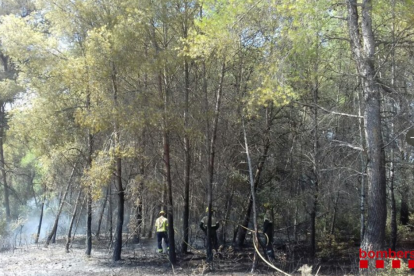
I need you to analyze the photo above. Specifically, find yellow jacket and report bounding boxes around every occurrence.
[155,216,168,232]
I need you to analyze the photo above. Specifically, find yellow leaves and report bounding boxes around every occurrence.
[183,0,250,59]
[247,80,297,113]
[82,150,113,199]
[0,14,58,59]
[82,144,135,200]
[0,79,23,102]
[246,61,298,115]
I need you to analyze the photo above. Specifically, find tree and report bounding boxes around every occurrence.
[347,0,387,253]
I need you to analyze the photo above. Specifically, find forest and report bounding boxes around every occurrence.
[0,0,414,275]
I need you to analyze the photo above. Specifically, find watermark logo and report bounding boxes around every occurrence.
[359,249,414,269]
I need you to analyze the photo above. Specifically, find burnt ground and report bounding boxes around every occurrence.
[0,236,360,276]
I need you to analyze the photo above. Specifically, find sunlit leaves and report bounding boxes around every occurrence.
[82,150,113,200]
[0,14,60,72]
[248,74,297,110]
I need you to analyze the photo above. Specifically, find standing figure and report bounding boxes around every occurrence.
[200,207,220,251]
[155,210,169,253]
[263,211,275,259]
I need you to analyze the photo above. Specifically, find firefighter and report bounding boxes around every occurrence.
[155,210,169,253]
[200,207,220,251]
[263,210,275,259]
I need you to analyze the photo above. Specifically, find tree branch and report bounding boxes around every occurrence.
[331,139,364,151]
[296,102,362,118]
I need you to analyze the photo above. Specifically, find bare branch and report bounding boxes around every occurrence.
[296,102,363,118]
[331,139,364,151]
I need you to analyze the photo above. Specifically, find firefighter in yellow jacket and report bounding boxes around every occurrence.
[155,210,169,253]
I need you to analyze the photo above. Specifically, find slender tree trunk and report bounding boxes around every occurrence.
[147,208,154,239]
[45,165,76,246]
[51,218,59,243]
[131,205,141,244]
[161,69,177,263]
[310,57,320,259]
[164,127,176,264]
[85,84,94,255]
[132,160,144,244]
[181,2,192,254]
[390,161,396,251]
[389,0,397,252]
[0,103,10,221]
[222,187,234,244]
[237,108,271,247]
[242,119,268,272]
[35,198,45,244]
[182,56,191,254]
[112,62,125,262]
[113,155,124,261]
[357,87,366,242]
[330,191,340,235]
[73,196,86,242]
[85,186,92,254]
[66,190,82,252]
[206,62,225,264]
[347,0,387,255]
[108,184,113,243]
[96,187,108,240]
[400,185,409,225]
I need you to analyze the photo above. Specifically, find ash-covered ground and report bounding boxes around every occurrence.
[0,236,277,276]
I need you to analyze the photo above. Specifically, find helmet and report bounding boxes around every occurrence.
[206,207,215,213]
[159,210,166,215]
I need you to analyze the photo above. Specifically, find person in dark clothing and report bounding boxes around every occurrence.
[200,208,220,251]
[263,212,275,259]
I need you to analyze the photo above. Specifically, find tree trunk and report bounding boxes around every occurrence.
[357,87,366,242]
[147,208,154,239]
[222,187,234,244]
[390,163,397,251]
[400,188,409,225]
[112,62,124,262]
[206,62,225,264]
[182,57,191,254]
[73,196,86,242]
[160,70,177,263]
[310,56,320,259]
[66,190,82,252]
[35,199,45,244]
[132,161,144,244]
[164,128,176,264]
[51,218,59,243]
[237,108,271,247]
[96,187,108,240]
[85,81,94,255]
[347,0,387,254]
[181,1,192,254]
[389,0,397,252]
[113,156,124,261]
[131,206,141,244]
[242,119,261,272]
[330,191,340,235]
[0,103,10,221]
[45,165,76,246]
[108,184,113,243]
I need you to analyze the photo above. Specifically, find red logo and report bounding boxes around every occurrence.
[359,249,414,269]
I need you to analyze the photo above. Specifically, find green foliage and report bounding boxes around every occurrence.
[20,152,36,168]
[317,233,355,259]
